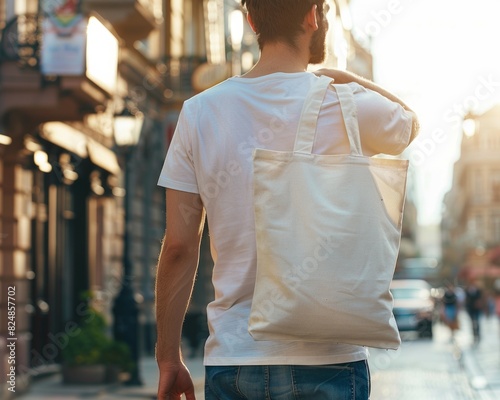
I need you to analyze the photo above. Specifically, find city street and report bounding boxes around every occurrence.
[16,312,500,400]
[1,1,500,400]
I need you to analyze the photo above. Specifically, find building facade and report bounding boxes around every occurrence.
[0,0,173,394]
[441,106,500,284]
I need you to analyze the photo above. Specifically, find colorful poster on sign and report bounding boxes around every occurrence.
[44,0,82,35]
[40,0,86,75]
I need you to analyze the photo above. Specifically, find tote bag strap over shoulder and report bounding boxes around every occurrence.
[293,76,363,156]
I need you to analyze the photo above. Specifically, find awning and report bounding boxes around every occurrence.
[40,122,88,158]
[87,139,121,175]
[40,122,121,175]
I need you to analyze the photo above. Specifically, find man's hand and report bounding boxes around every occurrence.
[314,68,409,106]
[314,68,420,143]
[157,361,196,400]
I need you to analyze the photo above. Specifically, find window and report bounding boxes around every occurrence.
[468,213,485,242]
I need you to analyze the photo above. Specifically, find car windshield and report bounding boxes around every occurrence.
[391,288,429,300]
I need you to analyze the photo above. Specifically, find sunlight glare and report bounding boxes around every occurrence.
[462,119,476,138]
[349,0,500,225]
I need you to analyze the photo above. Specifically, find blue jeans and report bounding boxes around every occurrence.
[205,360,370,400]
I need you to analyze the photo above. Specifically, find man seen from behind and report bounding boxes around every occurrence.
[155,1,420,399]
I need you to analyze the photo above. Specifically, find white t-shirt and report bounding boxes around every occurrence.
[158,72,412,366]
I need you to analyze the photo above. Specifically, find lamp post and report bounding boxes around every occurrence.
[112,101,144,386]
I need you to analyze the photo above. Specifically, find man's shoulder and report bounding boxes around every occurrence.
[188,78,236,104]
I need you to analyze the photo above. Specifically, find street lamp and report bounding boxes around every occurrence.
[463,118,477,138]
[114,106,144,146]
[112,100,144,386]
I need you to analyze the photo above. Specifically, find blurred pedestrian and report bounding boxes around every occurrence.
[455,285,466,308]
[154,1,419,399]
[465,281,484,343]
[442,283,459,337]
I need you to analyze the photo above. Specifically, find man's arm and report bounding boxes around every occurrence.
[315,68,420,144]
[155,188,205,400]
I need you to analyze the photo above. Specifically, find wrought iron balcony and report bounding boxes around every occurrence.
[0,14,41,69]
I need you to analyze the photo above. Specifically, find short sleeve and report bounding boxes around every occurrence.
[352,84,413,156]
[157,105,199,193]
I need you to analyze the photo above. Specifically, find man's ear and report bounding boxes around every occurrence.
[305,4,319,31]
[247,12,257,33]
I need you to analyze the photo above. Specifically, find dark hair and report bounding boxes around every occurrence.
[241,0,326,50]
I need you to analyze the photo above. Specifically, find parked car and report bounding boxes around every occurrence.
[390,279,434,338]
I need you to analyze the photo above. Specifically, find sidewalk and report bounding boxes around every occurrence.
[455,313,500,400]
[16,355,206,400]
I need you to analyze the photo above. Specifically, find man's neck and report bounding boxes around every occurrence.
[242,42,310,78]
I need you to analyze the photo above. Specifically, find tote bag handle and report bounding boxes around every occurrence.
[293,76,363,156]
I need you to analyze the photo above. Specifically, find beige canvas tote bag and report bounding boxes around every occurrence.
[248,76,408,349]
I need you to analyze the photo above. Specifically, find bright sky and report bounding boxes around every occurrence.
[348,0,500,226]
